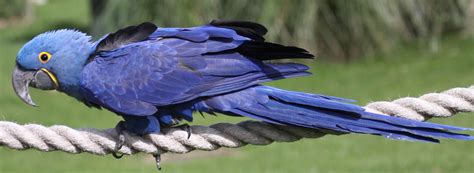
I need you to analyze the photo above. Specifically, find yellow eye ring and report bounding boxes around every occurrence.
[38,52,52,64]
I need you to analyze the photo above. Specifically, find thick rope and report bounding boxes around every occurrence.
[0,85,473,156]
[365,86,474,121]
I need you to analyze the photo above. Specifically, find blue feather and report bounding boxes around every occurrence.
[149,26,249,42]
[157,111,174,126]
[198,86,474,142]
[122,115,161,134]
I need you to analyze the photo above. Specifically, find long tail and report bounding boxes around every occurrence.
[197,85,474,142]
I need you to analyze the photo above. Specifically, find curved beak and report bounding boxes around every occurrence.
[12,64,58,107]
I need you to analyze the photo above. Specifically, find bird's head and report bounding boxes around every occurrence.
[12,29,93,106]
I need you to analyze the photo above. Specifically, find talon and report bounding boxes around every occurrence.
[198,111,205,118]
[154,154,162,171]
[185,125,192,139]
[113,121,126,159]
[176,123,192,139]
[112,151,124,159]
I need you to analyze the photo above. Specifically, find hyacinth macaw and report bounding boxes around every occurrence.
[12,20,473,167]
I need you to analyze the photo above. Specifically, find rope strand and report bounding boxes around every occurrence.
[365,86,474,121]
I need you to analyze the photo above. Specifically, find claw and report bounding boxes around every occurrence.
[112,121,126,159]
[198,111,205,118]
[153,154,162,171]
[175,123,192,139]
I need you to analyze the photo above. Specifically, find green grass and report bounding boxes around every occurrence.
[0,0,473,173]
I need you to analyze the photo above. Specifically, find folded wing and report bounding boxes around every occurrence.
[80,20,313,116]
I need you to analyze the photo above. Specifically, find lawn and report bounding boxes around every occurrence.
[0,0,473,173]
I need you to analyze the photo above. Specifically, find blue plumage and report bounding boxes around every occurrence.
[198,86,473,142]
[13,20,473,142]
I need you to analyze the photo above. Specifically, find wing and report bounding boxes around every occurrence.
[80,20,313,116]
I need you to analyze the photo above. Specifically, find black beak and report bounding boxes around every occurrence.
[12,64,58,107]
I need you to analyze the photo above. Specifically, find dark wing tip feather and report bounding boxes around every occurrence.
[210,19,268,41]
[96,22,157,52]
[237,41,315,60]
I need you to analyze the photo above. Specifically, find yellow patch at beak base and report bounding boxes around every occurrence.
[40,68,59,89]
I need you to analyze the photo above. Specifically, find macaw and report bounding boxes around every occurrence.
[12,20,473,168]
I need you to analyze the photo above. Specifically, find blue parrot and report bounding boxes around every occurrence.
[12,20,473,168]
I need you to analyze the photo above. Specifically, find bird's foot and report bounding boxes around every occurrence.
[112,121,126,159]
[174,123,192,139]
[153,154,162,171]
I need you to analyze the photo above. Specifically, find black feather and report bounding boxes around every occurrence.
[237,41,314,60]
[206,41,314,60]
[208,20,313,60]
[96,22,157,52]
[210,19,268,42]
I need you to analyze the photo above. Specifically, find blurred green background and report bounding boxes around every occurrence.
[0,0,473,173]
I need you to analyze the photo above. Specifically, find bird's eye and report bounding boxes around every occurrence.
[38,52,52,64]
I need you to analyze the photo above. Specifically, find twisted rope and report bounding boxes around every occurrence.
[365,86,474,121]
[0,85,473,156]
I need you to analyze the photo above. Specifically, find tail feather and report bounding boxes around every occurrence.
[199,86,474,142]
[237,98,473,141]
[338,124,440,142]
[270,88,470,132]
